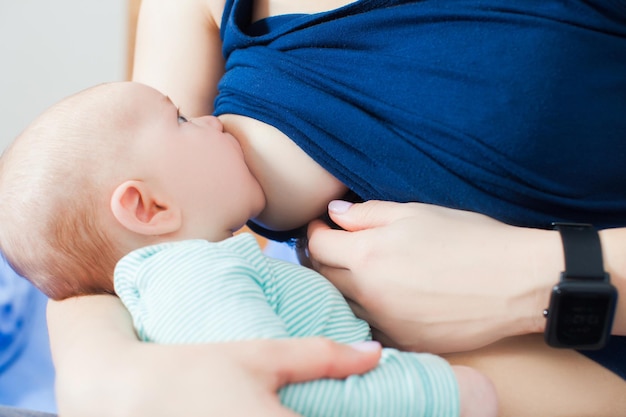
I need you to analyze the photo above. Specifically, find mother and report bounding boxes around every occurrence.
[48,0,626,416]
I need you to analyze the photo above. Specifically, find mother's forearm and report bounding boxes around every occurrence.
[600,227,626,336]
[47,295,140,417]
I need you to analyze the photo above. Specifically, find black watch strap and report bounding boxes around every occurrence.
[553,223,606,281]
[545,223,616,349]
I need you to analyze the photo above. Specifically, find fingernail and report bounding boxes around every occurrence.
[349,341,381,352]
[329,200,353,214]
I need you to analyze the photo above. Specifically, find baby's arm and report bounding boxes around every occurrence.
[268,257,465,417]
[282,348,461,417]
[271,260,497,417]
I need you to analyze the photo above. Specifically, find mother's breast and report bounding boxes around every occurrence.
[219,114,347,232]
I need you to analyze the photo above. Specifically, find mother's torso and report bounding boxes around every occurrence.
[213,0,626,233]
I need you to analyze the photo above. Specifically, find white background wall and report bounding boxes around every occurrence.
[0,0,127,150]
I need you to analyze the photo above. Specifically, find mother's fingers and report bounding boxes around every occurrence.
[326,200,414,232]
[307,219,357,269]
[249,338,381,387]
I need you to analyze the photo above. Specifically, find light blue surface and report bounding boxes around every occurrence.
[0,254,56,413]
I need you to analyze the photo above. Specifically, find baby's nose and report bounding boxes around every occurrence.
[199,115,224,131]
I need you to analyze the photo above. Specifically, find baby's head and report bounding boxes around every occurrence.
[0,82,263,300]
[0,83,141,299]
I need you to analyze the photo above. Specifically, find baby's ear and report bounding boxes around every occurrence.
[110,180,181,236]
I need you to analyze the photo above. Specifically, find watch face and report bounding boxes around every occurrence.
[548,281,617,349]
[557,291,613,346]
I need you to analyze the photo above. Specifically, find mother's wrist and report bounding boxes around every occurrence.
[507,227,564,336]
[598,228,625,335]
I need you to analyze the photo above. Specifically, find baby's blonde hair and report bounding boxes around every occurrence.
[0,83,134,300]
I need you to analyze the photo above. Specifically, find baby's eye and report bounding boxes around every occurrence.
[176,108,189,124]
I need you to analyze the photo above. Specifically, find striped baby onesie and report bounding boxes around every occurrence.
[114,233,459,417]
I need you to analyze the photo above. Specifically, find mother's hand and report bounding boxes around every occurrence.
[119,338,382,417]
[49,296,381,417]
[307,200,560,354]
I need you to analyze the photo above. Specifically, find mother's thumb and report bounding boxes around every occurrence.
[327,200,398,231]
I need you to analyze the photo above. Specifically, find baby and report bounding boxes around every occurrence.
[0,82,496,417]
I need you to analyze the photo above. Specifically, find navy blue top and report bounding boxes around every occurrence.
[215,0,626,378]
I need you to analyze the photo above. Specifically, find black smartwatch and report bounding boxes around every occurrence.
[544,223,618,350]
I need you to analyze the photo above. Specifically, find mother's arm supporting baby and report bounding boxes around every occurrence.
[48,295,381,417]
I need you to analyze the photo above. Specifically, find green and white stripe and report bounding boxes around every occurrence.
[114,233,460,417]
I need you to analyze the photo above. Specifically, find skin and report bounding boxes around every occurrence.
[107,83,266,245]
[308,201,626,351]
[307,200,626,417]
[47,0,626,416]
